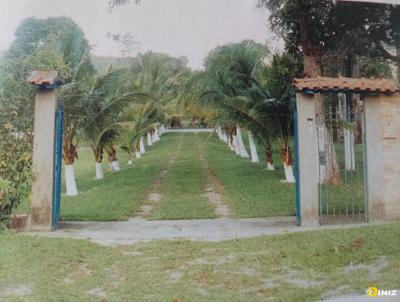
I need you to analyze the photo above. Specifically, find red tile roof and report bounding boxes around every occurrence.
[293,76,399,94]
[27,71,63,86]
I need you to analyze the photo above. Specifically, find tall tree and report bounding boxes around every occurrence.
[4,17,95,196]
[258,0,399,184]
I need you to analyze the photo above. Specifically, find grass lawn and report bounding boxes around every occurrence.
[60,134,178,221]
[204,133,296,218]
[15,131,370,223]
[1,223,400,301]
[151,133,216,220]
[14,132,297,221]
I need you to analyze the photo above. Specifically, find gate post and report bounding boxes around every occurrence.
[365,93,400,221]
[28,71,63,231]
[296,93,320,226]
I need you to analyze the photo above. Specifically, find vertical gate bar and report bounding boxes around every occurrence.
[361,100,369,222]
[293,96,301,226]
[52,107,59,227]
[57,104,64,225]
[52,103,64,228]
[317,112,323,224]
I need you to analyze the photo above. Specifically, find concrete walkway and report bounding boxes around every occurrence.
[28,217,372,246]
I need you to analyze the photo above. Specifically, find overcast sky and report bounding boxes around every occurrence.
[0,0,280,69]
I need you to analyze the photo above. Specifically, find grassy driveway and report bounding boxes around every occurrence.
[56,132,295,221]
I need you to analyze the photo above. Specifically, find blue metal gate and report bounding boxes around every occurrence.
[292,96,301,225]
[52,103,64,228]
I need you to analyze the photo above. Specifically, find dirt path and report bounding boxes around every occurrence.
[135,135,183,218]
[196,134,231,218]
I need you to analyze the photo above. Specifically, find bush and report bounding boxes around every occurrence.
[0,122,32,222]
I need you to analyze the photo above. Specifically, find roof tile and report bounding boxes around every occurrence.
[293,76,399,94]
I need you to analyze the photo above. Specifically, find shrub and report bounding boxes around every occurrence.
[0,122,32,223]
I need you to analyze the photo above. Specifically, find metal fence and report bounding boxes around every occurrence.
[317,93,368,224]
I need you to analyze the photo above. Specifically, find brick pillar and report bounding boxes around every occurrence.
[365,93,400,221]
[296,93,319,226]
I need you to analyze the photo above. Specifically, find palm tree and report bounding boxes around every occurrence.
[60,50,95,196]
[182,41,298,182]
[181,42,278,167]
[128,52,190,134]
[119,102,159,163]
[81,68,147,179]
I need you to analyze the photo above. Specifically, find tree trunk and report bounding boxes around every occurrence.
[221,130,228,143]
[151,130,156,144]
[107,146,120,171]
[217,126,222,140]
[63,138,79,195]
[63,138,77,165]
[248,131,259,163]
[265,144,275,171]
[92,146,104,179]
[135,143,141,159]
[280,145,295,183]
[147,132,153,146]
[65,164,79,196]
[140,136,146,154]
[339,93,356,171]
[233,135,240,156]
[236,126,249,158]
[96,162,104,178]
[154,128,160,142]
[228,132,235,151]
[128,152,133,165]
[301,14,341,185]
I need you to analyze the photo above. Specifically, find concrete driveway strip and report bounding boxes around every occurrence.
[26,217,373,246]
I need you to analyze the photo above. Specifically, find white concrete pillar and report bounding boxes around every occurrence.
[30,90,58,230]
[296,93,319,226]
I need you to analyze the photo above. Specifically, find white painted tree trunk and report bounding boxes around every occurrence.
[228,138,234,151]
[135,151,141,159]
[154,128,160,142]
[160,124,166,134]
[140,137,146,154]
[340,93,355,171]
[233,135,241,155]
[284,163,296,183]
[267,163,275,171]
[147,132,153,146]
[236,126,249,158]
[95,162,104,179]
[65,164,79,196]
[344,129,355,171]
[222,131,228,143]
[111,161,121,171]
[217,126,222,140]
[248,131,259,163]
[128,160,133,165]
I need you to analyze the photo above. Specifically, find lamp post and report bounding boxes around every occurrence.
[28,71,64,231]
